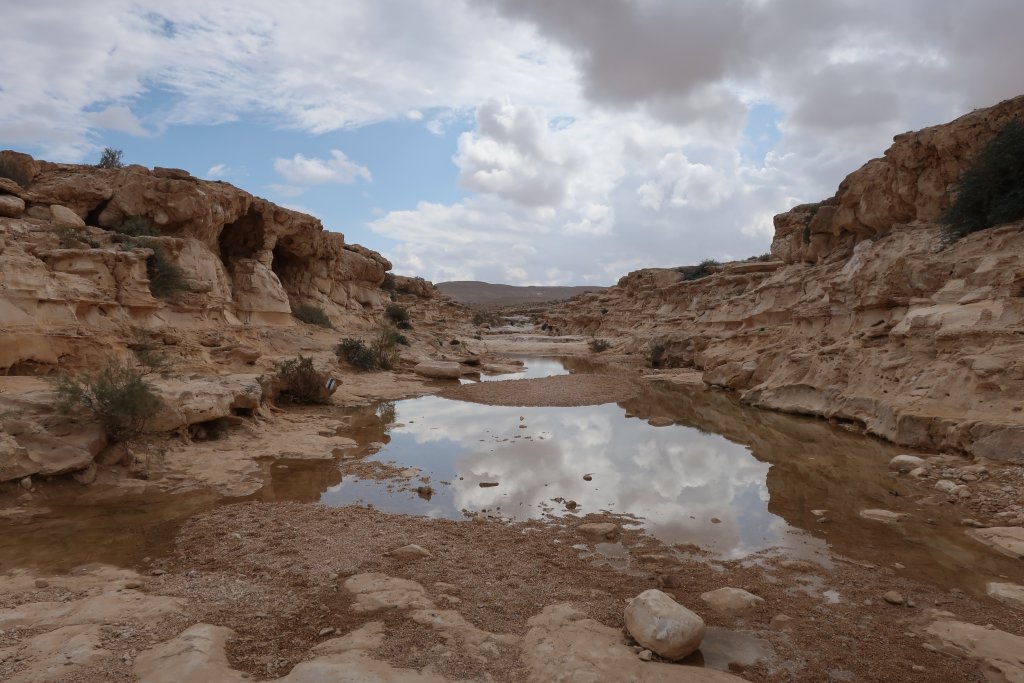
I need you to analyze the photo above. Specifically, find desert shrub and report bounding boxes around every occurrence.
[588,338,610,353]
[55,358,161,442]
[372,324,402,370]
[335,338,378,371]
[273,356,332,404]
[941,120,1024,243]
[97,147,124,169]
[471,311,499,326]
[681,259,720,281]
[292,304,333,328]
[0,156,31,187]
[384,303,409,324]
[801,202,822,244]
[116,216,160,238]
[146,244,190,299]
[648,342,666,368]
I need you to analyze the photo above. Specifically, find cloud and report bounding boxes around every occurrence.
[272,150,371,185]
[206,163,227,178]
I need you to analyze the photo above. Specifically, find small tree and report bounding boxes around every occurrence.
[271,356,333,404]
[146,244,190,299]
[588,338,610,353]
[97,147,125,169]
[292,304,334,328]
[941,120,1024,243]
[55,358,161,442]
[335,338,377,371]
[384,303,409,324]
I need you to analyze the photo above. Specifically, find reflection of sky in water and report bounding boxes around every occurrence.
[320,388,817,558]
[476,356,570,382]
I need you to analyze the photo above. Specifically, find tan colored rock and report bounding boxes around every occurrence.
[576,522,620,541]
[135,624,249,683]
[0,194,25,218]
[49,204,86,228]
[967,527,1024,559]
[388,544,433,560]
[925,617,1024,683]
[700,587,765,614]
[523,603,740,682]
[986,582,1024,610]
[859,509,909,524]
[343,573,434,613]
[889,454,926,472]
[414,361,462,379]
[624,589,705,661]
[5,624,109,683]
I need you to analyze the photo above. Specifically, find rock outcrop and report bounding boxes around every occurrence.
[0,152,420,372]
[547,95,1024,461]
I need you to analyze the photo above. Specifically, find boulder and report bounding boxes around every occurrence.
[700,587,765,614]
[889,454,926,472]
[0,194,25,218]
[925,617,1024,683]
[414,361,462,380]
[624,589,705,660]
[49,204,86,228]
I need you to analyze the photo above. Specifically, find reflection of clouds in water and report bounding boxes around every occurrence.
[361,396,803,557]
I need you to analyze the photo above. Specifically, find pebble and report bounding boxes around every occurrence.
[912,665,925,673]
[34,578,49,588]
[150,569,167,576]
[318,627,335,637]
[479,482,499,488]
[770,614,795,631]
[710,517,722,524]
[19,477,32,491]
[125,581,143,590]
[565,500,578,510]
[638,649,653,662]
[583,474,593,481]
[883,591,905,605]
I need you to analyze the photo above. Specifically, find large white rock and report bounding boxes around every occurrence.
[49,204,86,228]
[967,527,1024,559]
[889,454,926,472]
[413,361,462,379]
[700,587,765,614]
[624,589,705,661]
[987,582,1024,610]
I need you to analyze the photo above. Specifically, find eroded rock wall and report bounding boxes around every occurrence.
[548,95,1024,461]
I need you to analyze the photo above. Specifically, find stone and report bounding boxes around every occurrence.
[889,455,926,472]
[925,617,1024,683]
[967,527,1024,559]
[935,479,958,492]
[479,481,499,488]
[624,589,706,661]
[49,204,86,228]
[523,603,742,682]
[883,591,905,605]
[638,649,653,661]
[34,578,49,588]
[986,583,1024,610]
[770,614,795,631]
[859,509,909,524]
[0,194,26,218]
[413,361,462,379]
[909,467,927,477]
[19,476,33,490]
[576,522,620,541]
[700,587,765,614]
[647,417,674,427]
[388,544,432,560]
[343,573,434,613]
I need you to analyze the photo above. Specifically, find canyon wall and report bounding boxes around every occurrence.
[0,153,431,372]
[547,95,1024,461]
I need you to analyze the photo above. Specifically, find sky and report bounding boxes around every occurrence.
[2,1,1023,286]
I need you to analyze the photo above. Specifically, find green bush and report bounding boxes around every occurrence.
[97,147,124,169]
[941,120,1024,243]
[292,304,333,328]
[55,358,161,442]
[649,342,666,368]
[116,216,160,238]
[588,338,610,353]
[681,259,720,281]
[384,303,409,324]
[55,227,98,249]
[372,324,402,370]
[335,338,377,371]
[146,244,190,299]
[273,356,332,404]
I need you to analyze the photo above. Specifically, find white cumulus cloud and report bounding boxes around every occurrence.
[273,150,371,185]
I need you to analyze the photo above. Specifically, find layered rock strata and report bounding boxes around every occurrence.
[548,95,1024,461]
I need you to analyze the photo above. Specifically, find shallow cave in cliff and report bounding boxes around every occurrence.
[219,208,266,263]
[270,242,303,294]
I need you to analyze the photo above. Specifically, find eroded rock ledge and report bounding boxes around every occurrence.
[546,95,1024,461]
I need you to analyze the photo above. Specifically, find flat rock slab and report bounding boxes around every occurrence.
[967,527,1024,559]
[700,587,765,614]
[925,618,1024,683]
[576,522,620,541]
[439,374,637,408]
[414,361,462,379]
[987,582,1024,610]
[859,509,909,524]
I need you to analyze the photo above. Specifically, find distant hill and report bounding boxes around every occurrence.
[436,281,605,307]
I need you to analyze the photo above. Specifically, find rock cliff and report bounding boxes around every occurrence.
[0,152,416,372]
[547,95,1024,461]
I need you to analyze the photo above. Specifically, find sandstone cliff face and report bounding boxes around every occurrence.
[0,153,416,371]
[548,95,1024,462]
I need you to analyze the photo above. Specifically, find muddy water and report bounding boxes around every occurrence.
[1,357,1021,597]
